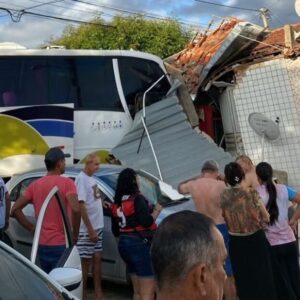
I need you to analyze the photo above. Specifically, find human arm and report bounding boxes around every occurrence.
[258,201,270,223]
[252,190,270,223]
[286,186,300,204]
[134,195,161,227]
[284,186,300,231]
[66,193,81,245]
[10,195,35,232]
[289,206,300,232]
[151,203,162,220]
[111,209,120,237]
[177,180,193,194]
[78,201,98,242]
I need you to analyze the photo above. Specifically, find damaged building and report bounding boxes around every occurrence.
[166,18,300,189]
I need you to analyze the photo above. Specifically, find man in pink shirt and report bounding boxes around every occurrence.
[11,147,80,273]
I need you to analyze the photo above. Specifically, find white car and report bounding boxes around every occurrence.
[0,240,80,300]
[5,164,195,284]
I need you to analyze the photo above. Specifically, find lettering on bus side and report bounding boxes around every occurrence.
[90,120,123,131]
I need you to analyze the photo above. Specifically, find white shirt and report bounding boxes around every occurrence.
[0,177,8,229]
[75,171,104,232]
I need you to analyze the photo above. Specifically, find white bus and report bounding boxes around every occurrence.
[0,44,171,177]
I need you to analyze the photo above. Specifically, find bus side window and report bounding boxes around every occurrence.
[74,57,123,111]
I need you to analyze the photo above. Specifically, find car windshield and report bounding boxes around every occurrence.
[97,172,158,205]
[97,171,187,206]
[0,246,71,300]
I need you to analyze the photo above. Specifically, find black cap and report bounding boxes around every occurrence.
[44,147,70,163]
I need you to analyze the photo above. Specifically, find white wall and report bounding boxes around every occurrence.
[232,58,300,189]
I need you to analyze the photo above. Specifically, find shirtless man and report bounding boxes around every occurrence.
[178,160,236,300]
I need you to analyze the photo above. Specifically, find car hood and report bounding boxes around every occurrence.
[156,199,196,225]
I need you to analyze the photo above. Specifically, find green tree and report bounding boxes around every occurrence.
[51,15,190,58]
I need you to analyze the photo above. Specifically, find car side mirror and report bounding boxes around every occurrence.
[49,267,82,292]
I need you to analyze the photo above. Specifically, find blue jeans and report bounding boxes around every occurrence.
[118,234,153,277]
[216,223,233,276]
[38,244,66,273]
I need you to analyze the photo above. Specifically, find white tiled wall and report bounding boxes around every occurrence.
[232,58,300,189]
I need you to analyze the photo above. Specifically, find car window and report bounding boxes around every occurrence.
[97,173,118,191]
[137,175,158,205]
[10,177,40,202]
[0,246,70,299]
[98,172,186,207]
[98,173,158,205]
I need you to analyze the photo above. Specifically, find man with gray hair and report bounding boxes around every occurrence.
[151,210,227,300]
[178,160,236,300]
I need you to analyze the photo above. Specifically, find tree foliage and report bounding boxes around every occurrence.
[51,15,191,58]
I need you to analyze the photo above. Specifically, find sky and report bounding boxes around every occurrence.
[0,0,299,48]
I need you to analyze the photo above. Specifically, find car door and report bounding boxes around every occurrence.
[30,185,81,270]
[7,175,40,259]
[0,242,78,300]
[97,184,127,283]
[30,186,82,298]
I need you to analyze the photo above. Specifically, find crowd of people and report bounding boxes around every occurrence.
[1,148,300,300]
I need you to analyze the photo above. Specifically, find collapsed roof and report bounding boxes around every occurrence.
[165,18,300,97]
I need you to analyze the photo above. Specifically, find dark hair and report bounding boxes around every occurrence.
[114,168,139,206]
[256,162,278,225]
[151,211,218,290]
[44,159,58,171]
[224,162,245,187]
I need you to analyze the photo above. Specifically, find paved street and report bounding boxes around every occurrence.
[88,279,132,300]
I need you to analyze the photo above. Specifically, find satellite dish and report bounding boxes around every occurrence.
[248,113,280,141]
[295,0,300,17]
[248,112,280,160]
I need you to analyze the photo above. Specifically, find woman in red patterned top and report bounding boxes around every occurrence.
[221,162,276,300]
[111,168,162,300]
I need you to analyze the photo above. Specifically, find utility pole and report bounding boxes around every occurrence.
[259,8,270,29]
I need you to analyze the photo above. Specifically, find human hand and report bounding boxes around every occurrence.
[30,224,36,234]
[289,219,298,234]
[72,235,78,245]
[89,229,99,243]
[154,203,162,213]
[217,173,225,181]
[103,200,111,209]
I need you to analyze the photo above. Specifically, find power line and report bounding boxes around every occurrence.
[0,5,112,26]
[28,0,109,18]
[194,0,259,12]
[69,0,206,28]
[0,0,220,31]
[231,29,285,51]
[25,0,65,10]
[269,12,284,27]
[1,0,214,29]
[25,9,106,25]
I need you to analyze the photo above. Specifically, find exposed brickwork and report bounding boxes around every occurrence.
[165,18,240,94]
